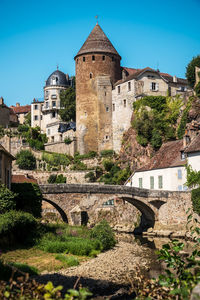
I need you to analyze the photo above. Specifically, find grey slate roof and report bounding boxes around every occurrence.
[75,24,121,58]
[46,70,69,87]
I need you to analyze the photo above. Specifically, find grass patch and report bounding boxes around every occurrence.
[55,254,79,267]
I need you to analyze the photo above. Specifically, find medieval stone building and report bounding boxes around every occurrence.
[75,23,191,154]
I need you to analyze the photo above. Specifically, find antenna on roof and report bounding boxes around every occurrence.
[95,15,99,25]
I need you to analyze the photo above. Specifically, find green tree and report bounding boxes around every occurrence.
[16,150,36,170]
[0,184,16,214]
[24,112,31,126]
[186,55,200,88]
[59,87,76,122]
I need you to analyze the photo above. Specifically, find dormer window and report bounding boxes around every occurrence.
[52,76,58,85]
[181,151,186,160]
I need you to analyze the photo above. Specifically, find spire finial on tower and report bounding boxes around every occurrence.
[95,15,98,25]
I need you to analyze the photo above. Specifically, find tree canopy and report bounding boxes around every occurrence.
[186,55,200,88]
[59,87,76,122]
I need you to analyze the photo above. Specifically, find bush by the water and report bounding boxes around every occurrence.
[12,183,42,218]
[16,150,36,170]
[0,210,38,246]
[0,184,16,214]
[90,220,116,251]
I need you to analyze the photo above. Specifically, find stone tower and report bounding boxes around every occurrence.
[74,24,121,154]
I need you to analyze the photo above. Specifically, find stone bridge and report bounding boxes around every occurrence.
[39,184,192,232]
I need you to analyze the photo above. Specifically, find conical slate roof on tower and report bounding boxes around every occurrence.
[75,24,121,58]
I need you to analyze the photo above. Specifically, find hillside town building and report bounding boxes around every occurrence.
[0,97,18,127]
[29,23,192,155]
[0,144,15,189]
[11,103,31,124]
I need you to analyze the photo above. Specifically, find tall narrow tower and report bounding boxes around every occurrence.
[74,24,121,154]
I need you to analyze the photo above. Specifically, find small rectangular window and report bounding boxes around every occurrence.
[83,57,85,62]
[158,175,163,189]
[41,115,43,120]
[113,103,115,111]
[151,82,156,91]
[34,115,38,120]
[178,169,182,179]
[118,86,120,94]
[150,176,154,189]
[47,129,50,135]
[34,105,38,110]
[106,106,109,112]
[52,101,56,107]
[139,178,143,188]
[102,55,105,61]
[46,101,49,108]
[128,82,131,91]
[52,111,56,118]
[92,55,95,61]
[123,99,126,107]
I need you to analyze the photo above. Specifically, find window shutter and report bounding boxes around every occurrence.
[150,83,152,90]
[156,83,159,91]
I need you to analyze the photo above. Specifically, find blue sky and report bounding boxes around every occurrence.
[0,0,199,106]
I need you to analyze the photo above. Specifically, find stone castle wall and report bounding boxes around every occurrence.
[75,53,121,154]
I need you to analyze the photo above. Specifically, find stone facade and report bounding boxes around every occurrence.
[40,183,192,232]
[0,144,15,189]
[75,24,121,154]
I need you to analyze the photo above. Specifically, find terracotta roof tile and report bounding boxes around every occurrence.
[137,140,185,172]
[11,105,31,114]
[12,174,37,184]
[184,134,200,153]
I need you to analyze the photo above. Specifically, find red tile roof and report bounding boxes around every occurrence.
[115,67,188,86]
[136,140,185,172]
[12,174,37,184]
[184,134,200,153]
[11,105,31,114]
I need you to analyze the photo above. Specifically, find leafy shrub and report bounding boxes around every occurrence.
[47,174,66,184]
[0,278,92,299]
[90,220,116,251]
[74,151,97,160]
[100,150,115,157]
[47,174,57,183]
[0,184,16,214]
[64,137,73,145]
[150,129,162,150]
[136,135,148,147]
[71,160,87,170]
[85,171,96,182]
[55,254,79,267]
[186,55,200,88]
[177,100,192,139]
[42,152,72,167]
[16,150,36,170]
[12,183,42,218]
[0,210,38,246]
[195,81,200,97]
[102,159,114,172]
[8,262,39,276]
[191,187,200,215]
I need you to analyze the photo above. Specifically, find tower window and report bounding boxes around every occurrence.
[83,57,85,62]
[92,55,95,61]
[90,73,92,79]
[52,111,56,118]
[123,99,126,107]
[113,103,115,111]
[118,86,120,94]
[128,82,131,91]
[102,55,105,61]
[106,106,109,112]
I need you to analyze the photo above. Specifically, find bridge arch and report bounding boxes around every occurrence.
[42,198,68,223]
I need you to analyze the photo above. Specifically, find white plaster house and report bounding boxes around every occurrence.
[185,133,200,172]
[31,70,74,141]
[126,140,188,191]
[112,67,192,153]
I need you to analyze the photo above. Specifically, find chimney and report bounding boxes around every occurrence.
[0,97,4,105]
[183,134,190,148]
[173,76,177,83]
[16,102,20,107]
[122,70,127,80]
